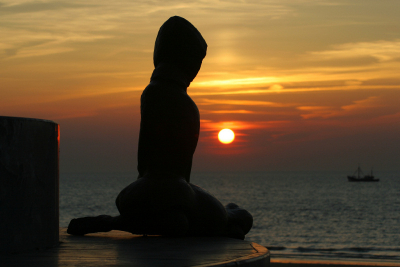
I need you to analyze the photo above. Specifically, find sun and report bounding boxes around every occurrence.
[218,128,235,144]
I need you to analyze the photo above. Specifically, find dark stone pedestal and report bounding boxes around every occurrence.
[0,116,59,253]
[2,228,271,266]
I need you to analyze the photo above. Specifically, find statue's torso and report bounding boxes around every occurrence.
[137,79,200,182]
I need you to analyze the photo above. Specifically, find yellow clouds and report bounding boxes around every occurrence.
[0,2,113,59]
[302,40,400,82]
[202,110,256,114]
[197,98,294,115]
[0,30,110,59]
[310,40,400,62]
[197,98,291,107]
[193,77,280,88]
[0,0,292,60]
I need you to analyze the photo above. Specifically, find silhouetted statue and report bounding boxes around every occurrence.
[67,16,253,239]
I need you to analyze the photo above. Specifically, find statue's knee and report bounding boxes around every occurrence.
[225,203,253,235]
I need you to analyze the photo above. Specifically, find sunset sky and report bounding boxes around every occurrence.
[1,0,399,173]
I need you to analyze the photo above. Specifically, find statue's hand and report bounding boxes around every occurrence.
[67,215,113,235]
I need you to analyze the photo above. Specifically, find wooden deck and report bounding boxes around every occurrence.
[2,228,270,266]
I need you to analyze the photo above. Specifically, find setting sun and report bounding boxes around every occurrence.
[218,128,235,144]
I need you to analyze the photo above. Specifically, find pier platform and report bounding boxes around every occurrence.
[2,228,270,266]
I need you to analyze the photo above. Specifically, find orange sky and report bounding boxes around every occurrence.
[1,0,400,172]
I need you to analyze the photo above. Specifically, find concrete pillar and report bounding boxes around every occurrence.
[0,116,59,253]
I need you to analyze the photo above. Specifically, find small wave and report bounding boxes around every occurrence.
[293,246,400,253]
[349,247,400,252]
[297,247,336,252]
[349,247,372,252]
[266,246,286,251]
[270,246,400,262]
[272,252,400,262]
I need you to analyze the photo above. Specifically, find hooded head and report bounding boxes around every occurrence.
[153,16,207,85]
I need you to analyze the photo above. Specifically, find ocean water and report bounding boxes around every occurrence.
[60,171,400,263]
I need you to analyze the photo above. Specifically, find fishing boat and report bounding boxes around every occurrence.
[348,166,379,182]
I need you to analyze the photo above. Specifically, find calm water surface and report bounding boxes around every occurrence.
[60,171,400,263]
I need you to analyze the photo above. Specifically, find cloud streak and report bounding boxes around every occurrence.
[298,96,384,119]
[0,0,294,59]
[309,40,400,62]
[197,98,293,107]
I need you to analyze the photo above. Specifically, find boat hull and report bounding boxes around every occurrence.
[347,176,380,182]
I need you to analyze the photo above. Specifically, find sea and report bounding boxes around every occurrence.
[60,171,400,264]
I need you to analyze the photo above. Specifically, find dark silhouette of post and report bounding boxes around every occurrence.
[0,116,59,252]
[67,16,253,239]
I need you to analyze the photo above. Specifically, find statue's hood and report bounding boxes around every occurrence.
[153,16,207,86]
